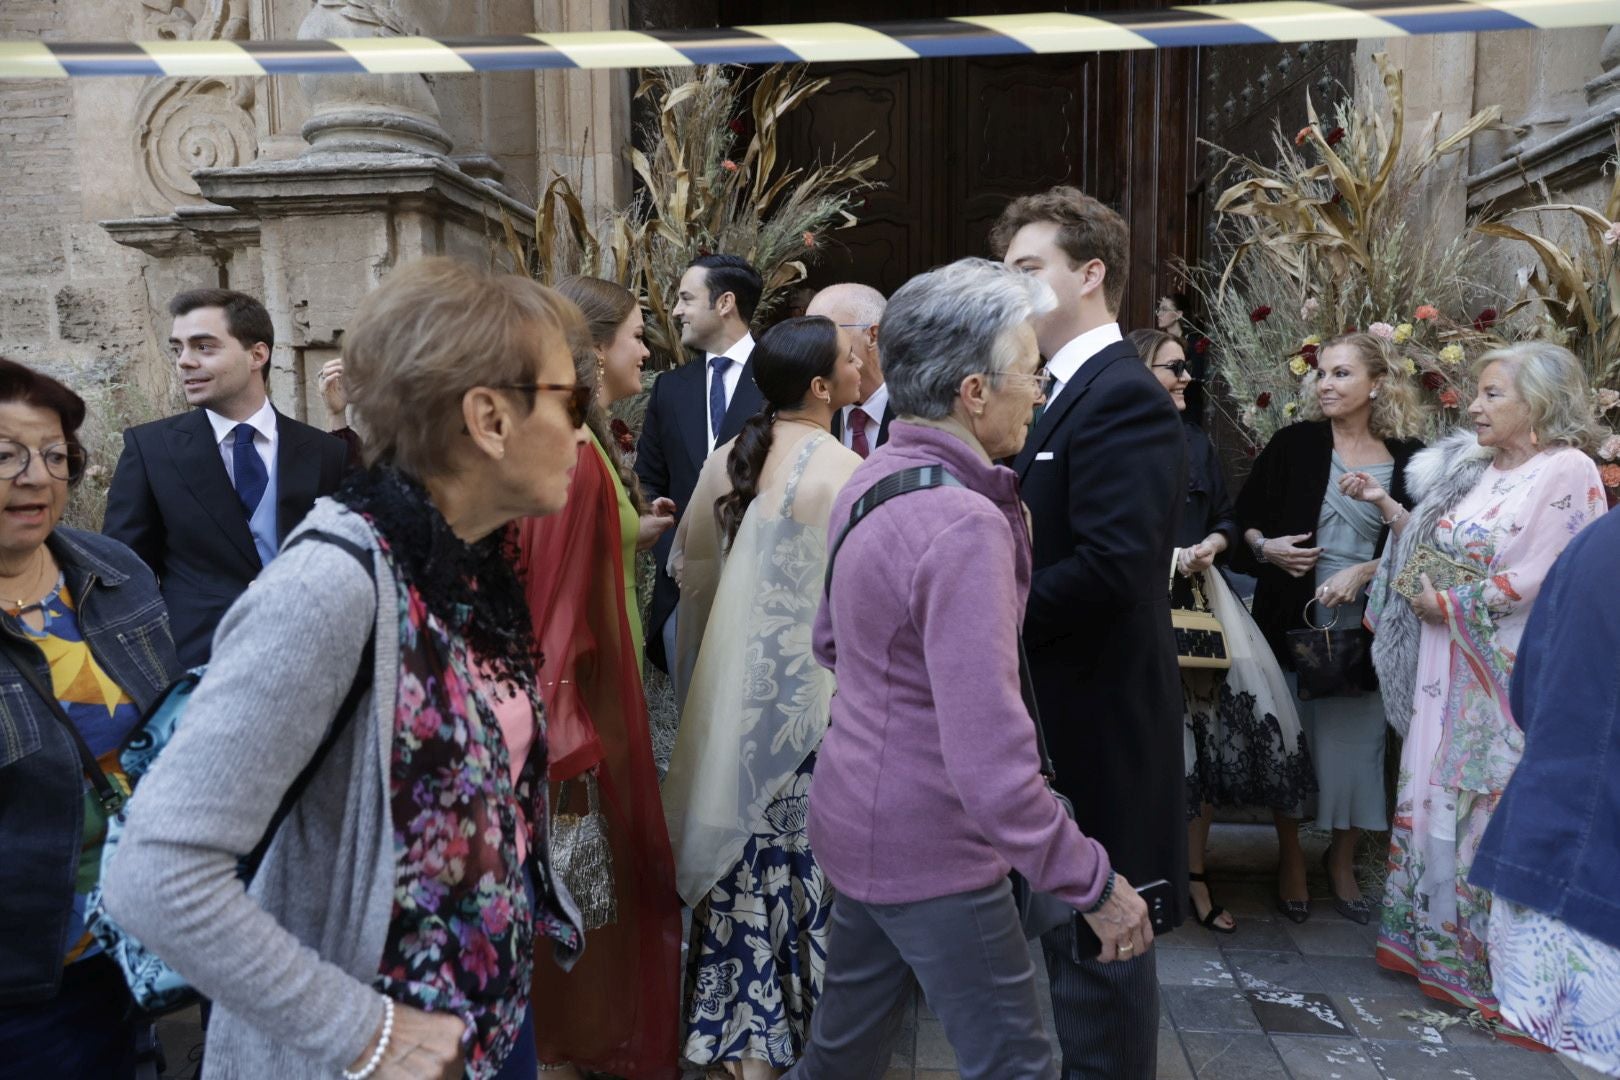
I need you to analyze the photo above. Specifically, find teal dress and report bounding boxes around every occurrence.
[1297,454,1392,832]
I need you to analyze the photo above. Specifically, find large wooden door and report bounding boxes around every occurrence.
[702,0,1199,330]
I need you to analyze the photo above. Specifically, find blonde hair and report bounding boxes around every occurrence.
[343,257,584,478]
[1296,331,1428,441]
[1473,341,1603,452]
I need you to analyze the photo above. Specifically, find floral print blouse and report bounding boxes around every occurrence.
[373,541,582,1079]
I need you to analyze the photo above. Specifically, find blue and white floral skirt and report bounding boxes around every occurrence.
[681,759,830,1069]
[1490,897,1620,1076]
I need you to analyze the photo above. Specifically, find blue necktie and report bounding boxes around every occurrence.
[708,355,733,443]
[231,423,268,517]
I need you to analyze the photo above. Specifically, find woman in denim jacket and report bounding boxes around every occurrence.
[0,358,182,1078]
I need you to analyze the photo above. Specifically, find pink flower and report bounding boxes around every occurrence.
[1414,304,1439,320]
[1294,126,1312,147]
[722,159,738,172]
[1368,322,1395,340]
[1598,433,1620,461]
[803,231,816,249]
[1300,297,1320,320]
[1597,388,1619,412]
[1602,463,1620,489]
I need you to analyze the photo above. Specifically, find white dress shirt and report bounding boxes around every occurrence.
[206,398,277,485]
[839,381,889,451]
[706,332,755,452]
[1042,323,1124,412]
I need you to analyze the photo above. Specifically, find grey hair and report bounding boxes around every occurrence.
[1473,341,1604,452]
[881,258,1057,420]
[807,282,886,326]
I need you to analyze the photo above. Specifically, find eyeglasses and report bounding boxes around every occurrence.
[0,440,86,482]
[991,369,1057,396]
[492,382,593,428]
[1151,360,1193,379]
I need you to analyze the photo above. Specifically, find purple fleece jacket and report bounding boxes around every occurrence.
[808,420,1111,908]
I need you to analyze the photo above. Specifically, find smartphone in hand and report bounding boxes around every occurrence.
[1070,878,1176,961]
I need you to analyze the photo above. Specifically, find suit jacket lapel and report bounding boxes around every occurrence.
[1014,343,1130,478]
[164,408,261,568]
[274,412,322,544]
[717,358,763,446]
[675,361,708,473]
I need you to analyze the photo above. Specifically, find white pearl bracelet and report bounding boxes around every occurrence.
[343,996,394,1080]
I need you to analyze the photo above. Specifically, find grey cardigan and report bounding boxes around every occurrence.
[102,500,404,1076]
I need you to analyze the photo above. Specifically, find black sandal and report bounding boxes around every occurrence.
[1189,871,1237,934]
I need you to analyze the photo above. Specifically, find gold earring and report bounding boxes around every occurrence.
[596,353,606,385]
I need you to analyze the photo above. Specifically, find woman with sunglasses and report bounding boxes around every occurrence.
[512,276,682,1080]
[0,358,183,1078]
[103,258,590,1080]
[1129,330,1312,937]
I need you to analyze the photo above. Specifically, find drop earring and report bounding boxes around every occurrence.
[1369,389,1379,399]
[596,352,606,387]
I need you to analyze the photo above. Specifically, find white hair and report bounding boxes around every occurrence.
[807,282,886,327]
[881,258,1057,420]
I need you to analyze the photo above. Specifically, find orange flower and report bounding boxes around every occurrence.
[1294,126,1312,146]
[1602,463,1620,489]
[1414,304,1439,320]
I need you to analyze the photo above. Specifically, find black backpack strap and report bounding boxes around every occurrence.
[242,529,377,880]
[823,465,963,599]
[0,636,127,815]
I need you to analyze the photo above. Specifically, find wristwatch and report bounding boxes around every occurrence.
[1248,534,1269,564]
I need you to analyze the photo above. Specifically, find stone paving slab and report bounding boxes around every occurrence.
[1270,1034,1383,1080]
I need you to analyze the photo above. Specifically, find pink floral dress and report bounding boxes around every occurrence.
[1375,447,1604,1017]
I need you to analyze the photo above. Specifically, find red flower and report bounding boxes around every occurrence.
[1601,463,1620,488]
[1256,392,1272,408]
[728,117,746,136]
[1250,305,1272,323]
[1330,191,1343,205]
[1421,371,1445,390]
[1474,307,1498,331]
[610,417,635,454]
[1325,126,1346,146]
[1194,337,1210,355]
[1439,389,1461,408]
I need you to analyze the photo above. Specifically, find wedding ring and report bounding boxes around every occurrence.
[1119,942,1134,954]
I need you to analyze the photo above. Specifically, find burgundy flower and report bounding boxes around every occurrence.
[1421,371,1445,391]
[1194,337,1210,355]
[1256,392,1273,408]
[610,418,635,453]
[1250,305,1272,323]
[1325,126,1346,146]
[1301,343,1320,368]
[728,117,746,136]
[1473,307,1498,331]
[1330,191,1343,205]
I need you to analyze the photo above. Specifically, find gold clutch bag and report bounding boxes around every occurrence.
[1393,544,1480,600]
[1169,559,1231,670]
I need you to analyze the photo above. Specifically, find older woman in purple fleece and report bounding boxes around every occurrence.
[786,259,1152,1080]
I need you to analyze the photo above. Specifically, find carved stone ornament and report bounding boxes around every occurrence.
[134,76,260,209]
[297,0,453,157]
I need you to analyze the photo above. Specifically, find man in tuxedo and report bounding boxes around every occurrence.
[807,283,892,458]
[104,289,349,668]
[635,254,764,673]
[994,188,1188,1079]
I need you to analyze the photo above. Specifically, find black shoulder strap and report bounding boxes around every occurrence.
[0,638,128,815]
[243,529,376,880]
[823,465,963,598]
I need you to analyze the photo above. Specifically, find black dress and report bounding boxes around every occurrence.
[1176,423,1315,817]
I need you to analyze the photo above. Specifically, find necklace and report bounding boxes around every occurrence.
[776,413,832,434]
[0,547,48,614]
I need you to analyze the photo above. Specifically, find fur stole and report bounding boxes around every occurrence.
[1367,429,1493,736]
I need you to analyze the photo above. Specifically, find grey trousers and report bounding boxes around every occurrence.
[786,879,1056,1080]
[1041,919,1159,1080]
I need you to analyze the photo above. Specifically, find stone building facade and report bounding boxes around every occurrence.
[1,3,1615,430]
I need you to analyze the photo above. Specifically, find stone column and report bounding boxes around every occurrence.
[535,0,632,219]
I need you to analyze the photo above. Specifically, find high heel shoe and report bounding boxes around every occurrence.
[1189,871,1237,934]
[1322,848,1372,925]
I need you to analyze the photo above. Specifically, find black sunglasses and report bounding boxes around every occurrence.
[1151,360,1192,378]
[493,382,593,427]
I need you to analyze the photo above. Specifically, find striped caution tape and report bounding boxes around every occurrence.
[3,0,1617,79]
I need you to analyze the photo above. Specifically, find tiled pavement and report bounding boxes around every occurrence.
[152,824,1610,1080]
[881,824,1609,1080]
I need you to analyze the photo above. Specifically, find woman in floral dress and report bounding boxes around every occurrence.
[663,316,863,1078]
[1362,342,1606,1027]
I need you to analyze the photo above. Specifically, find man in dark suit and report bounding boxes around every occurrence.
[995,188,1188,1079]
[808,282,893,458]
[104,289,349,668]
[635,254,764,673]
